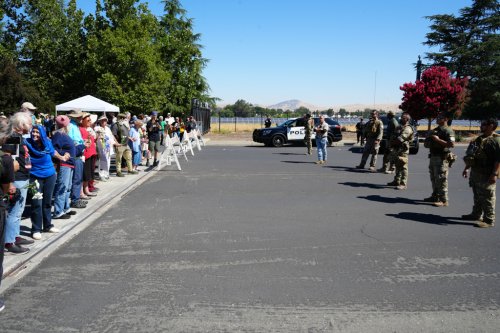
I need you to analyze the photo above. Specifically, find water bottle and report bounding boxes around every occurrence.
[24,154,32,170]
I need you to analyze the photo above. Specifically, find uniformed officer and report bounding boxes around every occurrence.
[356,110,383,171]
[387,112,414,190]
[423,113,455,207]
[303,114,313,155]
[264,115,272,128]
[378,111,399,174]
[355,118,365,146]
[462,118,500,228]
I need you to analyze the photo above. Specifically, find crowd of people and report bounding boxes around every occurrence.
[0,102,200,311]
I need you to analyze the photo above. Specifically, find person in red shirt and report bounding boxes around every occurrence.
[78,114,97,199]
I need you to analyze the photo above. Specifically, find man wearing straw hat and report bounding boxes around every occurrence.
[111,113,135,177]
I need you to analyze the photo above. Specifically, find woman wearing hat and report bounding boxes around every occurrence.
[95,115,115,181]
[78,113,97,199]
[52,115,85,214]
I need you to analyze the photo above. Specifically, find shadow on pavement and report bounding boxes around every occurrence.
[387,212,477,226]
[20,225,31,238]
[273,152,308,156]
[328,166,377,173]
[358,195,428,205]
[348,147,364,154]
[281,160,316,164]
[339,181,387,189]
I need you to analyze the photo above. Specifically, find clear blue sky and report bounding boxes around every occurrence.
[78,0,472,108]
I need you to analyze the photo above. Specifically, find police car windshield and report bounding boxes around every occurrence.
[278,119,297,127]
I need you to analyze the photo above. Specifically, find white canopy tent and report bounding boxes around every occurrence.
[55,95,119,115]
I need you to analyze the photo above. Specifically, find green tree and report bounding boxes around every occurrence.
[295,106,310,116]
[21,1,86,104]
[159,0,211,114]
[0,1,47,112]
[219,105,234,117]
[87,0,170,113]
[338,108,348,118]
[424,0,500,119]
[231,99,253,117]
[0,58,44,114]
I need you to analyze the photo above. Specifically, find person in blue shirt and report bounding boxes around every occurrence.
[25,125,68,240]
[52,115,84,218]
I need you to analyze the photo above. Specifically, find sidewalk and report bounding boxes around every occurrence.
[1,167,156,290]
[1,137,213,291]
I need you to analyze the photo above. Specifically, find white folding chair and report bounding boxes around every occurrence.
[189,130,202,151]
[171,133,188,161]
[196,129,206,146]
[182,132,195,156]
[157,135,182,171]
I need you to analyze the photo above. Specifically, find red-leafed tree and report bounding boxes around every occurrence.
[399,66,468,130]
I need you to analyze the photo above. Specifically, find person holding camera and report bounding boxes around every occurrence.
[0,117,18,311]
[146,111,161,167]
[3,111,33,254]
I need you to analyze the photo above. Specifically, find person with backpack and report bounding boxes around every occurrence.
[423,113,455,207]
[355,117,365,146]
[111,113,135,176]
[462,118,500,228]
[386,112,414,190]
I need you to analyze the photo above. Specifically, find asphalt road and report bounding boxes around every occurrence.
[1,143,499,332]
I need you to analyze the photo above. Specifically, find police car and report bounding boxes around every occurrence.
[252,117,343,147]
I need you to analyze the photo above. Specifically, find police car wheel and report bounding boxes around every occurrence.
[271,135,285,147]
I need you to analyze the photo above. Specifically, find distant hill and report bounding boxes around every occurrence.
[266,100,400,113]
[267,100,321,111]
[218,99,401,113]
[333,103,401,113]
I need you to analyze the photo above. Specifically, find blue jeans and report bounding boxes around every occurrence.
[5,179,29,244]
[71,158,83,202]
[316,137,328,161]
[0,208,6,288]
[31,173,57,233]
[53,166,73,217]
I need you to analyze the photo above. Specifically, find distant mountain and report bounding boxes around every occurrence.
[266,100,400,113]
[333,103,401,113]
[267,100,322,111]
[217,99,400,113]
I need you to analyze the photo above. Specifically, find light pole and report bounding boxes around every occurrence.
[416,55,422,81]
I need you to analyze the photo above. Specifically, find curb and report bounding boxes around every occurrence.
[0,164,163,292]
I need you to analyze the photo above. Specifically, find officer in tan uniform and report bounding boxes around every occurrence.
[356,110,383,171]
[303,114,314,155]
[387,112,414,190]
[378,111,399,174]
[423,113,455,207]
[462,118,500,228]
